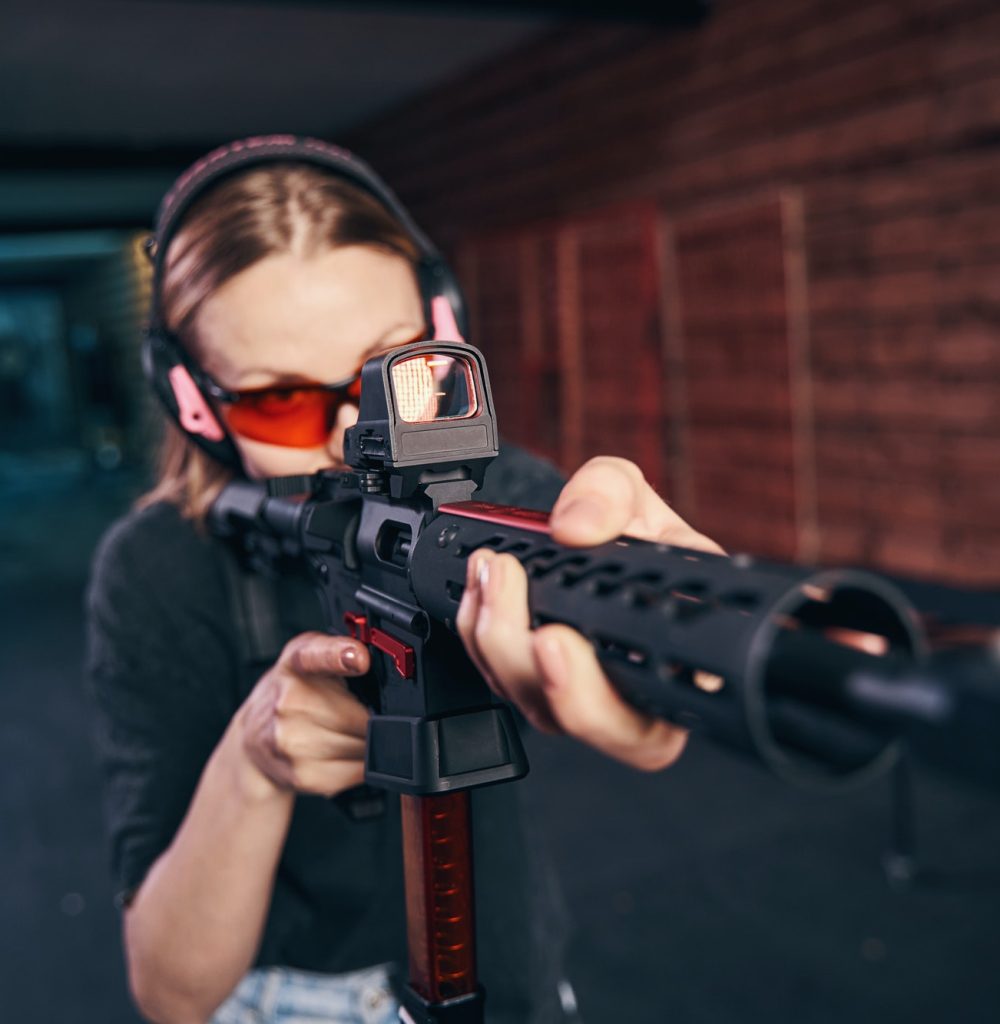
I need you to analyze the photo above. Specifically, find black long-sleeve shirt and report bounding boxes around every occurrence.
[85,444,570,1023]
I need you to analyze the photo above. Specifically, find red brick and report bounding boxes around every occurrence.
[873,525,947,578]
[936,67,1000,145]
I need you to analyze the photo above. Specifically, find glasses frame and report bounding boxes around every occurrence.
[185,361,364,448]
[192,365,363,408]
[177,332,432,447]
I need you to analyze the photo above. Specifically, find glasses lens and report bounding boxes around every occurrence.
[391,354,478,423]
[222,384,354,447]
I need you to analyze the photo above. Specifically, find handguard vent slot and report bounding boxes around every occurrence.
[594,576,625,598]
[719,589,760,614]
[457,535,505,557]
[530,554,588,582]
[501,541,532,555]
[667,580,713,623]
[594,634,649,667]
[620,573,668,609]
[521,547,560,578]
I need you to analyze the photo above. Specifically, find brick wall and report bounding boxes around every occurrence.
[348,0,1000,584]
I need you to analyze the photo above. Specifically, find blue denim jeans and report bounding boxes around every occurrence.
[210,963,400,1024]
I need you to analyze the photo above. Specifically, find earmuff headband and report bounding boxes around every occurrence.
[146,135,450,333]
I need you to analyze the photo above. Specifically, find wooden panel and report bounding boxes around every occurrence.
[456,226,563,468]
[458,203,668,492]
[673,197,799,561]
[567,206,668,491]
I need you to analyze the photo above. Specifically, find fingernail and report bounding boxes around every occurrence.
[341,645,360,672]
[481,555,505,603]
[553,497,607,532]
[467,553,482,594]
[536,634,567,691]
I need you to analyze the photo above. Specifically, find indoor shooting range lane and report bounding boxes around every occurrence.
[520,730,1000,1023]
[3,477,1000,1024]
[0,468,141,1023]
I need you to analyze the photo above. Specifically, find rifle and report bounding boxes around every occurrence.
[208,341,1000,1024]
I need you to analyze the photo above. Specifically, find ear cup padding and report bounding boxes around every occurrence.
[167,364,225,442]
[142,330,241,466]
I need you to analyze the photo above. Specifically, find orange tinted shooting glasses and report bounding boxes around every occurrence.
[198,369,363,448]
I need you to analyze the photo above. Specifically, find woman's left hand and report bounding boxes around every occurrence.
[456,456,725,772]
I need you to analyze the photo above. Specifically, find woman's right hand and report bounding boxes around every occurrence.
[124,630,373,1023]
[235,631,373,799]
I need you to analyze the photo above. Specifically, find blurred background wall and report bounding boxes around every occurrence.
[7,0,999,587]
[350,0,1000,583]
[2,2,1000,1023]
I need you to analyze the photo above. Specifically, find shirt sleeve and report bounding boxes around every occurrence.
[84,503,240,906]
[479,441,567,511]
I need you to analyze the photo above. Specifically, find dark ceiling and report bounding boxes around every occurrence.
[0,1,707,238]
[3,1,567,153]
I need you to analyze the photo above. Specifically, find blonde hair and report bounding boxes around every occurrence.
[137,163,422,520]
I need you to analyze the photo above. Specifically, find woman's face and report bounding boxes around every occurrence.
[194,245,425,479]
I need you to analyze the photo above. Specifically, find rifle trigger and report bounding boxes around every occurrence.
[344,611,371,644]
[371,629,416,679]
[344,612,415,680]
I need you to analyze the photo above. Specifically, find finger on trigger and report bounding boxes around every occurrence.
[291,634,369,677]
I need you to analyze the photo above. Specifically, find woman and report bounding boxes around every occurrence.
[86,136,718,1024]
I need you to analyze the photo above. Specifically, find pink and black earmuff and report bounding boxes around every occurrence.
[141,134,468,471]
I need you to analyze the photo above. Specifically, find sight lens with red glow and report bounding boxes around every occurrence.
[391,354,478,423]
